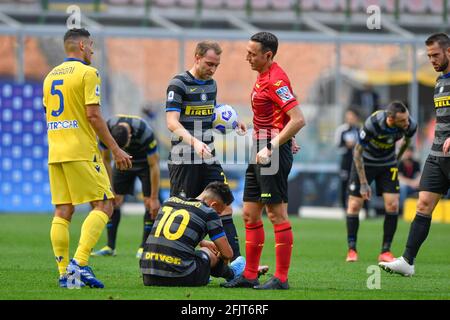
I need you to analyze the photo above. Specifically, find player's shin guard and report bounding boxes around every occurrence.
[74,210,109,266]
[346,214,359,250]
[382,212,398,253]
[141,209,154,247]
[221,215,241,260]
[243,221,264,280]
[274,221,293,282]
[107,208,121,250]
[211,258,234,281]
[50,217,70,276]
[403,213,432,265]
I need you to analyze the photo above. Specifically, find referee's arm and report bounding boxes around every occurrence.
[270,105,305,149]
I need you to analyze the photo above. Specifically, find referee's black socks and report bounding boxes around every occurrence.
[403,213,432,265]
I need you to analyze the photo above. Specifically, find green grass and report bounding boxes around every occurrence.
[0,213,449,300]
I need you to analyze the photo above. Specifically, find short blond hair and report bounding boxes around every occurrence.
[195,41,222,57]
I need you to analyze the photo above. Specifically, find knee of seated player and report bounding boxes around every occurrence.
[200,247,217,267]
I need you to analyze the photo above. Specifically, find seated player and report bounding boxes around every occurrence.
[91,114,160,258]
[140,182,246,286]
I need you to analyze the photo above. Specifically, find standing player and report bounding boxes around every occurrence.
[335,108,362,209]
[222,32,305,290]
[91,114,160,258]
[380,33,450,276]
[43,28,132,288]
[165,41,246,262]
[345,102,417,263]
[140,182,245,286]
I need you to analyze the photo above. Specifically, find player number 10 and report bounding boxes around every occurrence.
[154,206,190,241]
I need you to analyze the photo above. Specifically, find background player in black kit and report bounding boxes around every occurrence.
[380,33,450,277]
[140,182,245,286]
[92,114,160,258]
[165,41,247,263]
[335,108,362,209]
[345,101,417,263]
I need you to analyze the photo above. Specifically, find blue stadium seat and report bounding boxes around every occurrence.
[0,82,51,212]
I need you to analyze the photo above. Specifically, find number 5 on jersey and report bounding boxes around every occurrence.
[51,79,64,117]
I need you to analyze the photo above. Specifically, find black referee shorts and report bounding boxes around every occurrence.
[243,140,293,204]
[142,250,211,287]
[168,163,226,198]
[112,162,151,197]
[419,155,450,195]
[347,162,399,197]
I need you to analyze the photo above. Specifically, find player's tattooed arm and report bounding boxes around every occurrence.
[353,143,371,200]
[353,143,367,184]
[396,137,411,161]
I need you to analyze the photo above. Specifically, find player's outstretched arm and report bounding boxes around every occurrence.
[212,236,233,264]
[86,105,132,170]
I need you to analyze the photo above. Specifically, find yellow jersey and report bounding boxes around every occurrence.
[43,58,101,164]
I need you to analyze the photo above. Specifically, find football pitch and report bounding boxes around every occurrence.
[1,213,449,300]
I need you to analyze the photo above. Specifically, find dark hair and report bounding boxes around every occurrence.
[425,33,450,50]
[111,125,129,148]
[64,28,91,42]
[250,32,278,57]
[386,101,408,118]
[346,107,360,119]
[204,181,234,206]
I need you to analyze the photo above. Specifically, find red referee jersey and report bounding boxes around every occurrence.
[250,62,298,140]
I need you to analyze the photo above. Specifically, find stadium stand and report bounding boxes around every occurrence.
[0,82,52,212]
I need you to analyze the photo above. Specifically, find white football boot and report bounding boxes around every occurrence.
[379,256,415,277]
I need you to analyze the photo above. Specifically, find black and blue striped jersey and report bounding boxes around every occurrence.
[140,196,225,277]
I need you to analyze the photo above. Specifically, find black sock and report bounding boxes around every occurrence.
[211,258,234,281]
[141,209,154,248]
[346,214,359,251]
[107,208,121,250]
[403,213,432,265]
[382,212,398,253]
[221,215,241,260]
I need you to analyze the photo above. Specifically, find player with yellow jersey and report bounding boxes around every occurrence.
[43,28,132,288]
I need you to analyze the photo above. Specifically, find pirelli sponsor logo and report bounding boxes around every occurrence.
[434,96,450,108]
[143,251,182,265]
[185,105,214,116]
[370,139,394,149]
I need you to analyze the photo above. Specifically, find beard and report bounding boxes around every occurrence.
[437,57,449,72]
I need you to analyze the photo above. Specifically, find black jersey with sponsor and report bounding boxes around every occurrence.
[432,73,450,157]
[358,111,417,167]
[165,71,217,164]
[100,114,157,164]
[140,196,225,277]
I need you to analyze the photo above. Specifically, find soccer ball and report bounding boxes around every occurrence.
[212,104,238,134]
